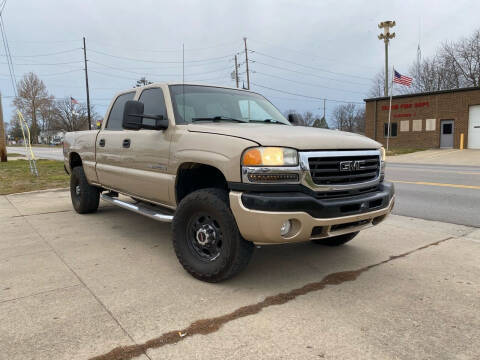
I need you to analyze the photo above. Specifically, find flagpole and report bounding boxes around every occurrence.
[386,65,395,152]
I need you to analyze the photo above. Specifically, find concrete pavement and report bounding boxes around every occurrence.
[6,146,64,161]
[386,149,480,166]
[1,189,479,359]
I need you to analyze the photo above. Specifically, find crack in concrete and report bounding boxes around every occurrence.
[90,236,455,360]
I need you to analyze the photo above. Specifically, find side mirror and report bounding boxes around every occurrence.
[122,100,169,130]
[288,113,301,126]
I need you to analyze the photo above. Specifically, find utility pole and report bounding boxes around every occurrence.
[0,93,6,162]
[243,37,250,90]
[234,55,239,88]
[83,37,92,130]
[378,21,396,97]
[323,99,326,120]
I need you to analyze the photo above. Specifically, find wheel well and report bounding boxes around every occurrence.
[70,152,82,169]
[176,163,228,203]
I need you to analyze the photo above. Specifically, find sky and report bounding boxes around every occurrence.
[2,0,480,126]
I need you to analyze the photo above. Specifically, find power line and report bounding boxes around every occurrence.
[249,38,378,71]
[87,39,241,53]
[0,48,81,58]
[0,60,83,66]
[251,60,370,87]
[88,48,233,64]
[251,82,363,104]
[253,71,366,95]
[252,50,373,81]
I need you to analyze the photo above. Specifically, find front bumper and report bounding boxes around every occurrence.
[230,182,395,245]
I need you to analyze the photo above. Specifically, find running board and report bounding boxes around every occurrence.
[101,194,174,223]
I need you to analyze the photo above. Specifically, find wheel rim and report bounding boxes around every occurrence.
[186,213,223,262]
[75,185,81,196]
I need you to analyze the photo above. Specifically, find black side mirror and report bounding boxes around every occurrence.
[122,100,169,130]
[288,113,301,126]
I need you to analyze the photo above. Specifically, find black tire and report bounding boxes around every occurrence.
[70,166,100,214]
[311,231,359,246]
[172,188,254,282]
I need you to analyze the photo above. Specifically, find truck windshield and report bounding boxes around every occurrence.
[169,85,290,125]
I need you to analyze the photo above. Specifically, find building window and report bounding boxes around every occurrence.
[384,122,398,137]
[400,120,409,132]
[426,118,436,131]
[412,119,422,132]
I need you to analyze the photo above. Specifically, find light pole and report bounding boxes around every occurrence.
[378,21,395,97]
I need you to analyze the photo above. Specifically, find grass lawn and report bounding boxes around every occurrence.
[386,148,426,156]
[5,153,23,157]
[0,159,69,195]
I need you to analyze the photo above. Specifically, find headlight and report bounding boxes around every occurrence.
[380,147,386,161]
[242,147,298,166]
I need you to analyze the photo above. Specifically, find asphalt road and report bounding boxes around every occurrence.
[386,163,480,227]
[6,146,64,161]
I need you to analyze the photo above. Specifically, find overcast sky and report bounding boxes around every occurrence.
[2,0,480,125]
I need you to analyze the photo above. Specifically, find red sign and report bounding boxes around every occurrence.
[382,101,429,111]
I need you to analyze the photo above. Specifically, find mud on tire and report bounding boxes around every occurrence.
[172,188,254,282]
[70,166,100,214]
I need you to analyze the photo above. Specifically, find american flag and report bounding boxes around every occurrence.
[70,97,79,105]
[393,70,413,86]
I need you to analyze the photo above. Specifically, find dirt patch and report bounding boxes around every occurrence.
[90,237,453,360]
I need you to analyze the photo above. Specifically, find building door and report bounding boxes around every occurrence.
[440,120,454,148]
[468,105,480,149]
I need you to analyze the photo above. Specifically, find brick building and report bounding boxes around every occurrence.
[364,87,480,149]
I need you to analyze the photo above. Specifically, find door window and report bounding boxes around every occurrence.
[442,123,452,134]
[139,88,168,128]
[106,92,135,130]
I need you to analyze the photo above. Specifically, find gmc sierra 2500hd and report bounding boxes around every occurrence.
[64,83,394,282]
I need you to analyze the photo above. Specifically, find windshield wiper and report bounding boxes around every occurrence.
[191,116,247,123]
[249,119,287,125]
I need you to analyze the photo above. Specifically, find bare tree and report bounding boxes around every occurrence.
[50,98,95,132]
[441,29,480,87]
[332,103,365,133]
[13,73,53,143]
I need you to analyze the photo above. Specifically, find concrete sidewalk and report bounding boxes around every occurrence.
[1,190,479,360]
[387,149,480,166]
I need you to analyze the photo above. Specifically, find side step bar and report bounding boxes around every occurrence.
[101,193,174,223]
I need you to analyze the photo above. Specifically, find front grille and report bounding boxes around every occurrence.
[308,154,380,185]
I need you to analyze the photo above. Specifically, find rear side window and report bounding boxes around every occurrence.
[139,88,167,127]
[106,92,135,130]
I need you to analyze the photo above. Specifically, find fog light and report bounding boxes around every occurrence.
[280,220,292,236]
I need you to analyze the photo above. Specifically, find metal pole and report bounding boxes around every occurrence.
[384,41,389,97]
[0,92,6,162]
[234,55,239,88]
[386,66,394,151]
[83,37,91,130]
[243,37,250,90]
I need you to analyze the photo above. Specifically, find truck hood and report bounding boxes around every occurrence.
[187,123,380,150]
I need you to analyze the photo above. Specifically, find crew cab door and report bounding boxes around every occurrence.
[95,87,172,205]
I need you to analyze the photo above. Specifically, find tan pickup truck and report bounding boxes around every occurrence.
[63,83,394,282]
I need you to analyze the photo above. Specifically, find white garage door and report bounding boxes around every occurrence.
[468,105,480,149]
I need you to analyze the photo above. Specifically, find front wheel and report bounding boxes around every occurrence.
[311,231,359,246]
[70,166,100,214]
[172,188,254,282]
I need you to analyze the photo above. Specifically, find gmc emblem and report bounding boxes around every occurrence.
[339,160,366,172]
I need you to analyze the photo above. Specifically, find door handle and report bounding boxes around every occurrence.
[122,139,131,148]
[99,138,105,147]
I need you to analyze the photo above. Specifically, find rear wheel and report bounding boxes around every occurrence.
[311,231,359,246]
[172,188,254,282]
[70,166,100,214]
